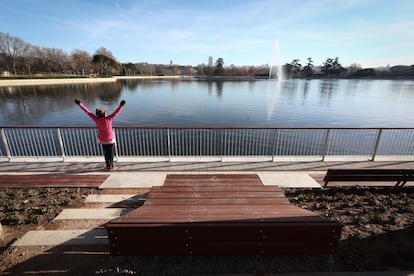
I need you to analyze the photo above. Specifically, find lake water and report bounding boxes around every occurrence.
[1,78,414,127]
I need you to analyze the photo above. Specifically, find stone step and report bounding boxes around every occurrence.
[99,173,167,189]
[54,208,130,220]
[82,194,146,208]
[95,188,151,194]
[45,219,110,230]
[12,229,108,246]
[84,194,146,203]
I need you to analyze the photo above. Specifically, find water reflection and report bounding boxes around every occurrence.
[318,79,338,106]
[1,79,414,127]
[216,81,223,98]
[0,82,122,126]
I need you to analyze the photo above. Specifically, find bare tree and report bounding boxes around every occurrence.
[33,46,50,73]
[70,49,91,75]
[0,32,28,75]
[21,44,36,75]
[52,48,68,74]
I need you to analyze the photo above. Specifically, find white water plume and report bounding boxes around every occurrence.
[267,39,284,119]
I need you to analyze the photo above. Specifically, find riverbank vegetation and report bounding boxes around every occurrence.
[1,32,413,80]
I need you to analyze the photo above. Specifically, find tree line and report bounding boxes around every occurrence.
[282,57,414,79]
[0,32,195,77]
[1,32,413,79]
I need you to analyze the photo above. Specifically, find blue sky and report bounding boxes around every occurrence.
[1,0,413,68]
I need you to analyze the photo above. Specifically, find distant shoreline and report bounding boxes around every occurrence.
[0,75,185,87]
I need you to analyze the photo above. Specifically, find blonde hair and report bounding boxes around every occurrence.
[95,108,106,117]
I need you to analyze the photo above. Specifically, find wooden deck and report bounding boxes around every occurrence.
[0,174,108,188]
[107,174,342,256]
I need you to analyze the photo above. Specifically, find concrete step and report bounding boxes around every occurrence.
[13,205,130,247]
[95,187,151,194]
[99,172,167,189]
[45,219,109,230]
[12,229,108,246]
[53,208,130,220]
[82,194,146,208]
[85,194,146,203]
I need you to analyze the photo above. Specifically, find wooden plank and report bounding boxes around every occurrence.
[164,174,263,187]
[150,186,282,192]
[0,174,108,179]
[166,174,261,179]
[0,174,108,188]
[124,204,315,212]
[109,240,338,256]
[144,197,290,206]
[163,181,263,187]
[107,223,341,242]
[146,191,285,199]
[110,214,329,224]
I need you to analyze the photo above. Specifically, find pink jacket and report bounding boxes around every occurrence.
[78,103,124,143]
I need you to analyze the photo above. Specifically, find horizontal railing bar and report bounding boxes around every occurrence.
[1,126,414,130]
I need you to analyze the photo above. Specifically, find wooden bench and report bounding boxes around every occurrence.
[107,174,343,256]
[323,169,414,187]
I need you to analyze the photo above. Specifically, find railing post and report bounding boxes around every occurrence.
[167,128,171,161]
[0,128,12,161]
[371,128,383,161]
[56,128,65,161]
[222,129,227,162]
[322,129,331,162]
[271,128,278,162]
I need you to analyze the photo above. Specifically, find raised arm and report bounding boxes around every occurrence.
[107,100,126,120]
[74,99,97,121]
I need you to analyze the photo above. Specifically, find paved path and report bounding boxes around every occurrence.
[1,160,414,173]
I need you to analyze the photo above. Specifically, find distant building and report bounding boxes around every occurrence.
[208,56,213,67]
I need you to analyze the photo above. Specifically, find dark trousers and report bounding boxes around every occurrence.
[102,143,115,167]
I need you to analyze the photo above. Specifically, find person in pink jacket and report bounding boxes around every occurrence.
[75,99,126,170]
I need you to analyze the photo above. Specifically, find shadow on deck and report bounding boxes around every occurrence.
[106,174,342,256]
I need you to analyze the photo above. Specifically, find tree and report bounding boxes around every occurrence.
[214,57,224,76]
[122,63,136,76]
[0,32,28,75]
[70,49,91,75]
[20,43,35,75]
[321,57,345,77]
[247,66,257,77]
[94,47,116,60]
[290,59,302,77]
[92,47,119,76]
[48,48,68,74]
[302,57,314,78]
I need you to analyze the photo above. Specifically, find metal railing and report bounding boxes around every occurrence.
[1,126,414,162]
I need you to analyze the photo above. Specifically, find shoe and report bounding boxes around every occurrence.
[105,165,111,171]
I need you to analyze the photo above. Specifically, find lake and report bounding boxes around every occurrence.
[1,78,414,127]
